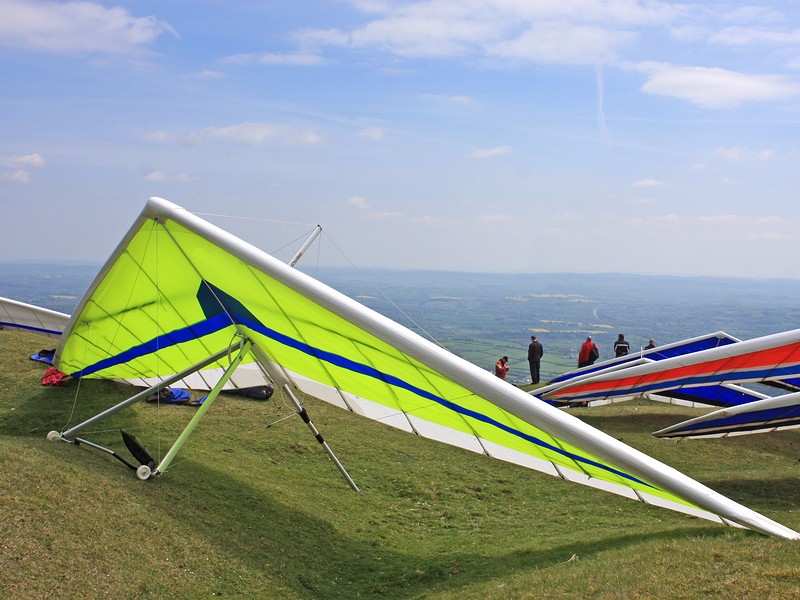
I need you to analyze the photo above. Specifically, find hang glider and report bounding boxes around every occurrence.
[43,197,799,539]
[544,332,740,389]
[0,296,70,338]
[541,329,800,407]
[0,297,271,392]
[654,391,800,439]
[537,333,755,408]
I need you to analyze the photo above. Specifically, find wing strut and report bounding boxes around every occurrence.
[249,343,360,491]
[139,339,252,480]
[289,225,322,268]
[49,342,245,442]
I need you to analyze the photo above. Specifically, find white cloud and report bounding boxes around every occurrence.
[0,153,45,184]
[0,0,177,54]
[638,62,800,108]
[422,93,477,106]
[698,214,741,222]
[0,153,45,168]
[146,124,323,146]
[710,26,800,47]
[219,51,325,66]
[358,128,384,140]
[190,70,225,79]
[369,211,404,219]
[348,195,370,208]
[299,0,683,64]
[182,122,322,146]
[632,178,664,187]
[142,130,174,143]
[469,145,511,158]
[479,213,513,222]
[625,213,680,226]
[144,171,196,182]
[714,145,775,161]
[0,170,31,183]
[487,21,635,65]
[553,211,580,221]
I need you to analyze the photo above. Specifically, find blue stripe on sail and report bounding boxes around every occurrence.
[672,405,800,435]
[70,313,234,377]
[73,311,652,488]
[658,385,764,407]
[567,365,800,401]
[0,321,63,336]
[233,315,652,487]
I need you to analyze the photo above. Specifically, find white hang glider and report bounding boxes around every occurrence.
[654,391,800,439]
[0,296,70,338]
[36,197,798,539]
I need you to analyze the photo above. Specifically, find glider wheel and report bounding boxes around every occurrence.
[136,465,152,481]
[47,431,62,442]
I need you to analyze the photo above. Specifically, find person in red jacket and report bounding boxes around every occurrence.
[495,356,510,380]
[578,336,599,367]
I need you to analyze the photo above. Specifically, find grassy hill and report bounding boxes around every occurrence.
[3,328,800,599]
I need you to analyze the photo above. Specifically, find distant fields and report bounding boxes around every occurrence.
[3,263,800,384]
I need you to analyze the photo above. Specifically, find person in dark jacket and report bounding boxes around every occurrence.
[614,333,630,357]
[527,335,544,384]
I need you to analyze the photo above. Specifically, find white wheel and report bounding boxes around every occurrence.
[47,431,62,442]
[136,465,152,480]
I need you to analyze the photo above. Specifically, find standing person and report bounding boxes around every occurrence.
[578,336,599,367]
[645,338,656,350]
[614,333,630,357]
[495,356,510,380]
[527,335,544,384]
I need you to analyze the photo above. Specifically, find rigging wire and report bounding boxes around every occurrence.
[319,231,447,350]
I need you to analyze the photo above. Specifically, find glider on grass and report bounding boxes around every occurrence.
[541,330,800,410]
[40,197,799,539]
[536,333,770,409]
[0,296,70,338]
[654,391,800,439]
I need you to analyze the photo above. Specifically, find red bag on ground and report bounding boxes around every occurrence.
[41,367,70,386]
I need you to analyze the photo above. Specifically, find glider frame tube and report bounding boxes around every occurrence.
[249,343,360,491]
[54,343,243,441]
[153,339,252,476]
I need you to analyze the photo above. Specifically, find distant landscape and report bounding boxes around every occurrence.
[3,262,800,385]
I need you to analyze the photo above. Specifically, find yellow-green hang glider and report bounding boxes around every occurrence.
[47,197,799,539]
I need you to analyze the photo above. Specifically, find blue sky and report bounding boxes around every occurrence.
[2,1,800,278]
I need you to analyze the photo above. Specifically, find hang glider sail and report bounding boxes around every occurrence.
[537,333,756,408]
[45,197,800,539]
[0,296,70,338]
[654,391,800,439]
[544,332,740,389]
[542,329,800,407]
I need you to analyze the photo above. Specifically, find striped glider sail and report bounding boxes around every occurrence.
[544,332,740,388]
[51,197,799,539]
[537,333,758,408]
[0,296,70,338]
[654,391,800,439]
[542,329,800,406]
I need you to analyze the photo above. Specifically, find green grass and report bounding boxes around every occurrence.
[4,328,800,598]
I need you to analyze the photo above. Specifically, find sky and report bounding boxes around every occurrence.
[2,0,800,278]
